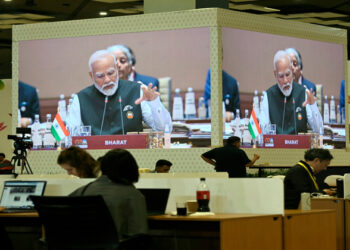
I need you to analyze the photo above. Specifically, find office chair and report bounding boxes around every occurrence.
[31,195,119,250]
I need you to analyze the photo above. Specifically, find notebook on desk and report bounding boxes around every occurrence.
[138,188,170,215]
[0,180,47,212]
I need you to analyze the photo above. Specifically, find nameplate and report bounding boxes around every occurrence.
[263,134,311,148]
[72,134,149,149]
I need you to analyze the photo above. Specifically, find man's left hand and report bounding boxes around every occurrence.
[302,88,316,107]
[135,83,160,105]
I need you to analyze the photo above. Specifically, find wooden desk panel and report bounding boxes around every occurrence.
[311,198,345,250]
[344,200,350,250]
[148,214,283,250]
[284,210,337,250]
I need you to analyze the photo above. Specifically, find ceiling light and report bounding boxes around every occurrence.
[99,11,108,16]
[4,0,12,2]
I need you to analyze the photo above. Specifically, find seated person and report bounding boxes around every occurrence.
[69,149,148,240]
[18,81,40,127]
[107,44,159,90]
[57,146,99,178]
[340,79,344,111]
[0,153,13,172]
[153,159,172,173]
[259,50,323,134]
[66,50,172,135]
[203,69,240,122]
[285,48,316,93]
[284,148,333,209]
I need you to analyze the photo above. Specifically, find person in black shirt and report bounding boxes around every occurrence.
[201,136,260,177]
[284,148,333,209]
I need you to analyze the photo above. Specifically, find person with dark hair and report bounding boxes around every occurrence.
[0,153,13,172]
[107,44,159,90]
[284,148,334,209]
[285,48,316,92]
[203,69,240,122]
[201,136,260,177]
[18,81,40,127]
[57,146,99,178]
[340,79,345,111]
[69,149,148,240]
[154,159,172,173]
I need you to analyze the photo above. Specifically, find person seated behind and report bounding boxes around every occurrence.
[57,146,99,178]
[259,50,323,135]
[18,81,40,127]
[0,153,13,173]
[69,149,148,240]
[154,159,172,173]
[66,49,172,135]
[107,44,159,90]
[284,148,333,209]
[285,48,316,93]
[201,136,260,178]
[203,69,240,122]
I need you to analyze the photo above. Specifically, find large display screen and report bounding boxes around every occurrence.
[17,24,346,149]
[222,27,345,148]
[18,27,211,148]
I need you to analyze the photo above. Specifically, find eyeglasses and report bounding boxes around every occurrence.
[95,68,117,80]
[277,70,292,79]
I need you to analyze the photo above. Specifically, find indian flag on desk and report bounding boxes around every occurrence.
[51,113,69,142]
[248,109,261,139]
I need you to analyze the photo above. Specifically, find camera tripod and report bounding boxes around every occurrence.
[10,149,33,174]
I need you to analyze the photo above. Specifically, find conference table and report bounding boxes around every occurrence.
[0,210,336,250]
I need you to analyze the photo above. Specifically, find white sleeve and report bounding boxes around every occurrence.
[140,89,173,132]
[66,95,83,136]
[306,102,323,134]
[258,91,270,134]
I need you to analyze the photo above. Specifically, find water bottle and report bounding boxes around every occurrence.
[43,114,55,148]
[242,109,252,144]
[233,108,241,138]
[31,114,42,149]
[329,95,336,124]
[259,92,265,115]
[337,104,341,124]
[341,107,345,124]
[323,96,329,124]
[222,101,226,133]
[184,87,196,119]
[253,90,259,118]
[172,88,184,120]
[197,178,210,212]
[197,97,206,119]
[207,99,211,118]
[58,94,67,121]
[163,124,171,149]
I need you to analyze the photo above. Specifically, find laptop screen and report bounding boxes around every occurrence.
[138,188,170,215]
[0,181,47,208]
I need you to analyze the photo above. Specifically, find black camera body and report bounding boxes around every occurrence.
[8,127,33,152]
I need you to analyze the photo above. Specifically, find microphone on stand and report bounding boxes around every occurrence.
[281,97,287,134]
[293,98,297,135]
[119,96,125,135]
[99,96,109,136]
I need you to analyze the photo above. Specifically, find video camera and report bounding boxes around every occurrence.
[8,127,33,153]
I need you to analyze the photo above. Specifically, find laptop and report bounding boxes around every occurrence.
[138,188,170,216]
[0,180,47,212]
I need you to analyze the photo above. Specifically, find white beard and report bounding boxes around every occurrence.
[94,81,118,96]
[278,82,293,97]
